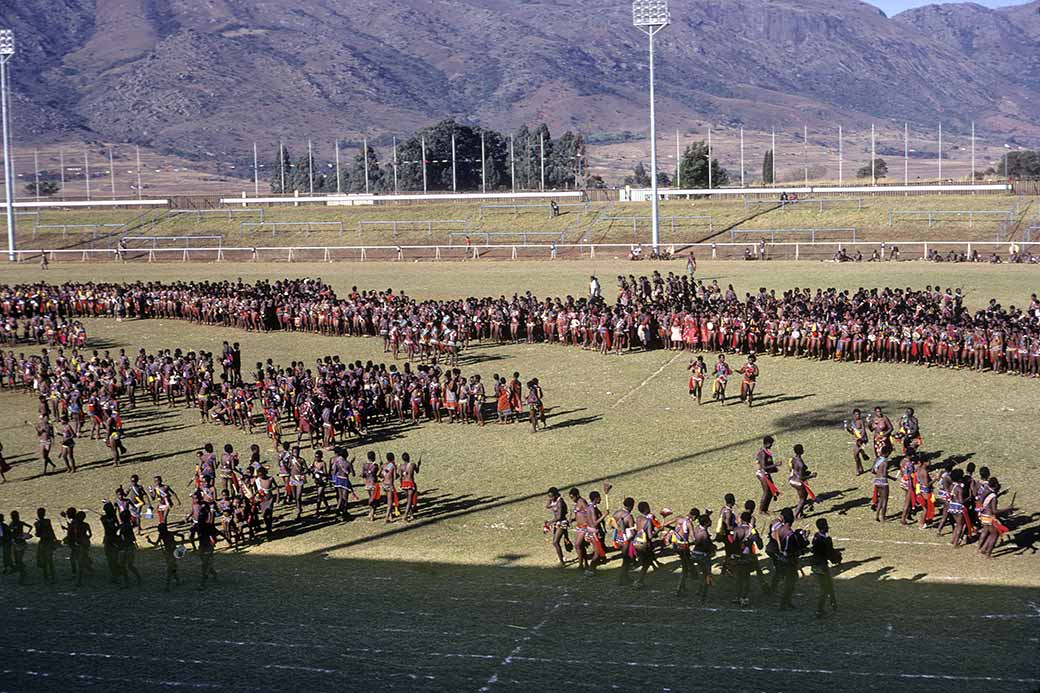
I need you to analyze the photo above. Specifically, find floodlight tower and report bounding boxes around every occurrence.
[633,0,669,251]
[0,30,15,262]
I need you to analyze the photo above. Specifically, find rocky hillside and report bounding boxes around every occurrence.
[4,0,1039,160]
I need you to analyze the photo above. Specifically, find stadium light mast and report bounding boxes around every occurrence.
[0,29,16,261]
[633,0,669,251]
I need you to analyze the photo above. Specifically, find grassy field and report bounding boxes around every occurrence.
[6,193,1036,254]
[0,261,1038,691]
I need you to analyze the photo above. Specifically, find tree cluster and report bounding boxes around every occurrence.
[1000,150,1040,179]
[269,120,586,194]
[622,141,729,189]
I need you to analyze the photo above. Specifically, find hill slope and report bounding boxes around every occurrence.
[4,0,1040,159]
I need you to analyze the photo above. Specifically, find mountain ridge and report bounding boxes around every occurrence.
[3,0,1039,160]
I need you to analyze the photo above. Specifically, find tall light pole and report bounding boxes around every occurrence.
[633,0,669,251]
[0,29,15,261]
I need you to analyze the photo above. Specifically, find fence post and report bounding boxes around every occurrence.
[511,245,517,260]
[182,249,188,262]
[287,248,294,263]
[360,247,366,262]
[590,244,596,259]
[82,250,88,262]
[324,247,330,263]
[967,243,972,257]
[435,246,441,261]
[888,210,893,227]
[923,242,928,259]
[217,248,225,262]
[294,190,299,207]
[148,249,155,263]
[795,243,799,261]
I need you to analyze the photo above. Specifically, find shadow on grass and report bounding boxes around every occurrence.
[0,549,1037,691]
[83,337,124,350]
[750,392,816,408]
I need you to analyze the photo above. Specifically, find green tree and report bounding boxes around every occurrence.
[623,162,651,187]
[679,141,730,188]
[857,158,888,179]
[348,144,387,194]
[290,148,321,193]
[269,143,294,193]
[548,131,586,189]
[26,180,60,196]
[396,120,508,192]
[1000,150,1040,178]
[762,149,774,184]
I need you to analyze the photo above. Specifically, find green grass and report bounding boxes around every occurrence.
[0,261,1038,691]
[725,194,1035,243]
[7,193,1035,251]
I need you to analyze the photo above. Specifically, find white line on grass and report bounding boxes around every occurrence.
[835,536,949,547]
[498,655,1040,685]
[478,591,571,692]
[1,667,221,689]
[612,351,684,408]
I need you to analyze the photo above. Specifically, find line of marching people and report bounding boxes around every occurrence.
[0,444,428,591]
[845,406,1011,558]
[544,481,843,619]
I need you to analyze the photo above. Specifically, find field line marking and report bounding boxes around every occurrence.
[835,536,948,547]
[499,656,1040,684]
[612,351,684,409]
[1,666,221,689]
[478,591,571,691]
[10,594,1038,624]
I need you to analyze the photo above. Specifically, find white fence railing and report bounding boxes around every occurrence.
[12,198,169,210]
[9,240,1039,264]
[623,183,1013,201]
[221,191,586,207]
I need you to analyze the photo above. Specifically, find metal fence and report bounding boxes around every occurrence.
[888,209,1015,227]
[121,235,224,249]
[598,215,714,235]
[447,231,566,246]
[357,219,468,239]
[169,208,264,223]
[778,197,866,212]
[12,239,1038,264]
[729,227,858,242]
[238,220,345,236]
[30,223,126,240]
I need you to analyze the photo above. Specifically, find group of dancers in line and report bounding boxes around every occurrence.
[843,406,1010,555]
[686,352,760,406]
[0,313,87,349]
[543,407,1015,615]
[0,445,423,589]
[544,481,843,617]
[0,336,550,480]
[4,276,1040,376]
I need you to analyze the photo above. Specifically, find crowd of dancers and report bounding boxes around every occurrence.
[0,311,86,349]
[0,274,1026,602]
[0,444,425,589]
[0,339,550,481]
[543,407,1015,616]
[2,277,1040,375]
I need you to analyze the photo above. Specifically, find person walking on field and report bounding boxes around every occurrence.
[811,518,842,618]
